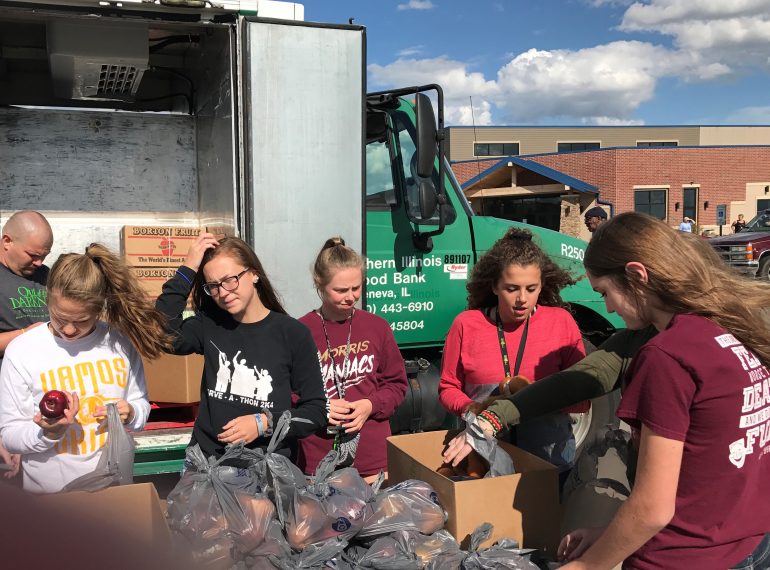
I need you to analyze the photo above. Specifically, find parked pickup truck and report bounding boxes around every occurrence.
[709,209,770,279]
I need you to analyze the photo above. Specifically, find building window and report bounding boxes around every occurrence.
[479,195,562,231]
[683,187,698,222]
[634,189,667,220]
[637,141,678,147]
[474,142,519,157]
[557,142,600,152]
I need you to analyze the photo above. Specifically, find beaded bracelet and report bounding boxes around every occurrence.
[478,410,503,435]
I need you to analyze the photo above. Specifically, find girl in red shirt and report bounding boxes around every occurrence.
[439,228,585,475]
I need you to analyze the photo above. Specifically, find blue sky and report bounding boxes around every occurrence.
[301,0,770,126]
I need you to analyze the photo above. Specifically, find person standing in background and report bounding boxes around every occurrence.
[732,213,747,233]
[0,210,54,479]
[584,206,608,234]
[297,237,406,480]
[678,216,694,232]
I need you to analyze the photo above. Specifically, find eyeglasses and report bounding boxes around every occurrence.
[203,268,250,296]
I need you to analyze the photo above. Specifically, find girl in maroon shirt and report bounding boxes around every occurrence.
[297,238,407,479]
[559,212,770,570]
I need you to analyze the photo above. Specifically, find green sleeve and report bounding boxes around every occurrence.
[488,326,657,427]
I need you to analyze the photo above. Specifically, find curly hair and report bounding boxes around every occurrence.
[466,227,576,310]
[584,212,770,364]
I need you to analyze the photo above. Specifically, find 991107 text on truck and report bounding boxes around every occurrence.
[0,0,622,475]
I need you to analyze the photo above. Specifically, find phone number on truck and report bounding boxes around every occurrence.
[375,301,434,314]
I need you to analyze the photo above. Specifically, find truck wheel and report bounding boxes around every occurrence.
[758,257,770,280]
[571,335,621,456]
[572,390,621,456]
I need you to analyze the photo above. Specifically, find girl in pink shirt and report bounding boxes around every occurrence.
[439,228,585,473]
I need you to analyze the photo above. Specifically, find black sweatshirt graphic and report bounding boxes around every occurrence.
[156,266,326,459]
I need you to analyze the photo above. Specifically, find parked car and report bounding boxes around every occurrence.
[709,209,770,279]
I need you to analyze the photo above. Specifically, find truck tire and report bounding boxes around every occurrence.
[571,335,621,456]
[758,256,770,280]
[390,358,450,435]
[572,390,621,456]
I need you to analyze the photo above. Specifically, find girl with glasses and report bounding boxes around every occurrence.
[156,234,326,461]
[0,244,171,493]
[295,237,406,480]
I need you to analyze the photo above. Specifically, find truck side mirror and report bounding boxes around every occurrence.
[415,93,437,179]
[419,179,437,219]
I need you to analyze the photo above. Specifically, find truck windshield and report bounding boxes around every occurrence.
[743,209,770,232]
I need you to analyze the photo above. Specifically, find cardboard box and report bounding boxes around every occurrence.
[132,266,176,300]
[387,430,560,556]
[143,353,204,404]
[131,267,192,308]
[122,225,202,267]
[39,483,172,553]
[205,224,234,240]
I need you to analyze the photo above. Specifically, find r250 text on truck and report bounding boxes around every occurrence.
[0,0,622,475]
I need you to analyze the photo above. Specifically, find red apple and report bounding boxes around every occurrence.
[39,390,68,419]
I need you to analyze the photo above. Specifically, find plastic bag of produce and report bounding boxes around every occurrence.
[234,491,276,552]
[461,411,516,478]
[461,523,541,570]
[358,479,447,538]
[284,450,369,551]
[166,443,259,565]
[355,532,421,569]
[63,402,135,491]
[242,519,293,569]
[264,411,314,526]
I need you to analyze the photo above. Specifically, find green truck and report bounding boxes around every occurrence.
[0,0,621,480]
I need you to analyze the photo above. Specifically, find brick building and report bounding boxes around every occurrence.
[452,146,770,240]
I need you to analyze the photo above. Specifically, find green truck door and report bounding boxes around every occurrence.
[365,104,473,349]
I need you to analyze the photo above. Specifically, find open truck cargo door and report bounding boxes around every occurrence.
[239,18,365,317]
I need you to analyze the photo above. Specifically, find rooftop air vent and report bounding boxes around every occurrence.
[47,20,148,101]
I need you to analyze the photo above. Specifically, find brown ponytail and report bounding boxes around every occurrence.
[48,243,173,359]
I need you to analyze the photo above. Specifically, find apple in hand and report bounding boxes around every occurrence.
[39,390,69,419]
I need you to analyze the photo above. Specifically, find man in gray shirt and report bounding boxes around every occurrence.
[0,210,53,478]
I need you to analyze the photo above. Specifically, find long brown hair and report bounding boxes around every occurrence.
[584,212,770,364]
[191,237,286,315]
[466,227,576,310]
[48,243,173,359]
[312,236,365,289]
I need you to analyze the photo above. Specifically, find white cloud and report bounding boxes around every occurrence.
[397,0,434,10]
[583,116,645,126]
[588,0,634,7]
[368,1,769,125]
[723,105,770,124]
[620,1,770,70]
[369,56,498,125]
[397,45,424,57]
